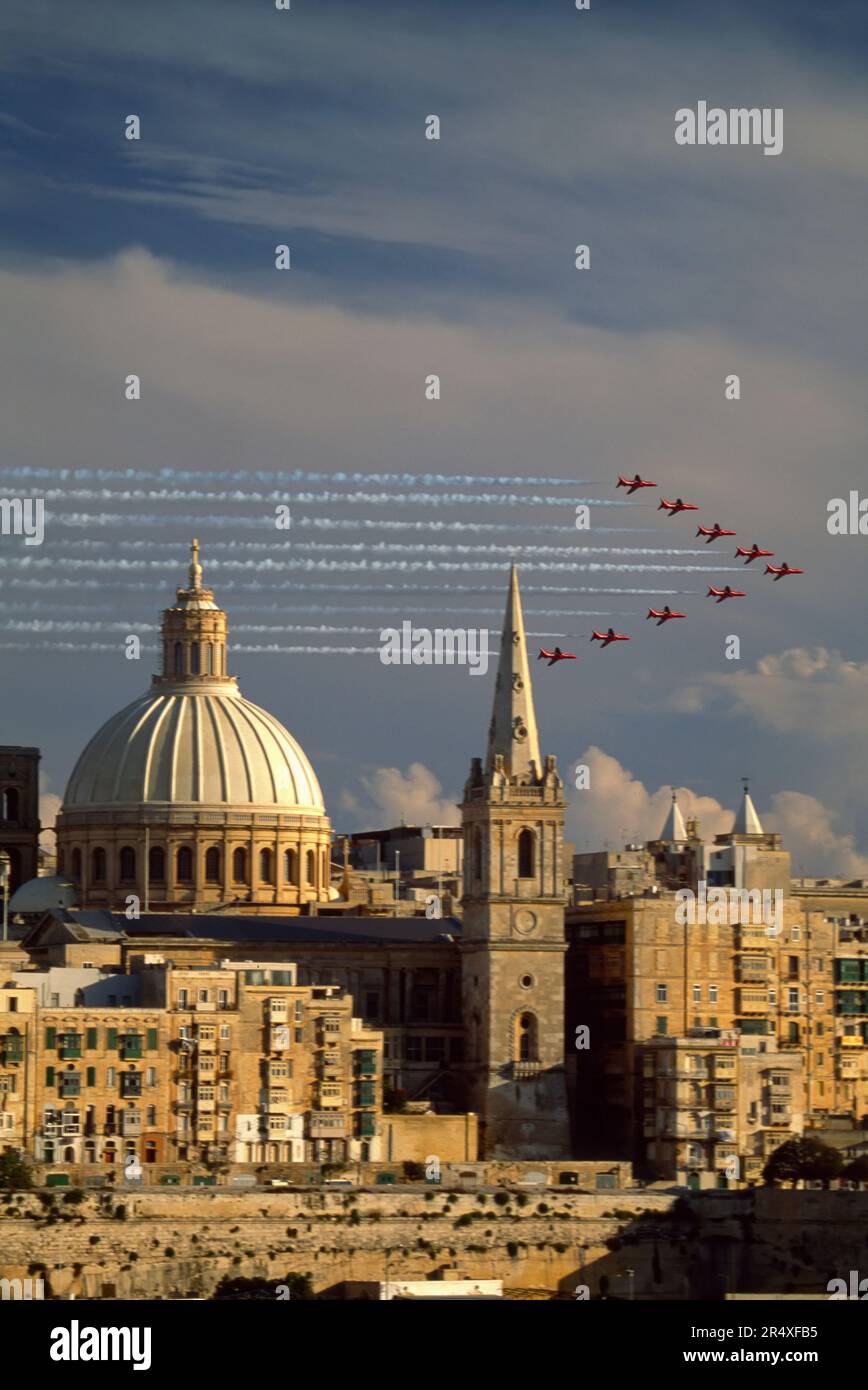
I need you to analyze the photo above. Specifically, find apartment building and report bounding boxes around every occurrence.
[642,1029,805,1187]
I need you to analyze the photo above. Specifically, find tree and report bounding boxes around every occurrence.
[762,1137,842,1188]
[0,1150,34,1191]
[841,1155,868,1185]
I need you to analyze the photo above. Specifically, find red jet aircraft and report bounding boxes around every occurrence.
[707,585,746,603]
[658,497,699,515]
[646,606,687,626]
[590,628,631,647]
[616,473,657,494]
[696,523,737,543]
[537,646,577,666]
[735,543,774,564]
[765,563,804,581]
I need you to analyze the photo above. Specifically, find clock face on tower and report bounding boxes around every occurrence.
[514,908,537,935]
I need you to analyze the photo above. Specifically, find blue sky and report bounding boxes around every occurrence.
[1,0,868,872]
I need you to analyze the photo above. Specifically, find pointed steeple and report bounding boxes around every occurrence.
[485,565,541,781]
[660,788,687,842]
[733,779,764,836]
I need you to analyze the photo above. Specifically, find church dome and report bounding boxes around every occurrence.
[63,685,324,814]
[56,540,332,914]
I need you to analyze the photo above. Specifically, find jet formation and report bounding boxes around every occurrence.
[536,474,803,668]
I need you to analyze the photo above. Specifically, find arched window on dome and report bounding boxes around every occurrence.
[206,643,213,676]
[515,1012,538,1063]
[517,828,535,879]
[306,849,316,887]
[91,847,107,884]
[233,847,248,884]
[71,848,82,880]
[285,848,297,886]
[119,846,136,881]
[148,846,165,883]
[259,848,274,884]
[2,788,19,822]
[322,849,329,888]
[173,642,184,676]
[191,642,200,675]
[176,847,193,883]
[205,847,220,883]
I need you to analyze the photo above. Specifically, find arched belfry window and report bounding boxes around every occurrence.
[517,828,535,879]
[176,846,193,883]
[119,846,136,881]
[206,643,214,675]
[472,828,483,888]
[205,847,220,883]
[233,847,248,883]
[306,849,316,886]
[191,642,200,675]
[173,642,184,676]
[515,1013,538,1063]
[148,846,165,883]
[2,788,19,822]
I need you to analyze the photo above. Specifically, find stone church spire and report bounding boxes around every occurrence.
[485,564,541,781]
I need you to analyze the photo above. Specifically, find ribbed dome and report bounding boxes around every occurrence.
[63,683,325,814]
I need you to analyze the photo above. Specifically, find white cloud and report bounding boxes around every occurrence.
[566,745,733,850]
[339,761,459,830]
[767,791,868,880]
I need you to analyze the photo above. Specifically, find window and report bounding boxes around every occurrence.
[119,846,136,881]
[191,642,200,675]
[198,989,210,1004]
[788,956,799,978]
[146,1068,156,1087]
[260,848,274,884]
[176,846,193,883]
[788,988,799,1012]
[656,1017,668,1035]
[173,641,183,675]
[146,1106,157,1126]
[220,1023,230,1039]
[91,847,107,883]
[206,642,213,675]
[232,847,247,883]
[205,847,220,883]
[306,849,316,885]
[2,787,19,822]
[106,1067,116,1087]
[692,985,701,1003]
[148,846,165,883]
[768,988,777,1005]
[178,989,188,1008]
[517,829,535,879]
[284,848,297,884]
[791,927,801,941]
[295,1000,303,1022]
[404,1036,422,1062]
[709,985,718,1004]
[815,991,824,1006]
[656,984,668,1004]
[515,1013,538,1062]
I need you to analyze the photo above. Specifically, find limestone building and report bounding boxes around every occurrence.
[55,543,332,914]
[0,745,41,894]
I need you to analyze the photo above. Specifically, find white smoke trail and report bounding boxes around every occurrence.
[7,486,628,508]
[43,538,713,559]
[0,556,742,575]
[2,464,603,488]
[49,513,664,535]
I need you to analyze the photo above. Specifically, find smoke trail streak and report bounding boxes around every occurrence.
[47,512,666,535]
[0,557,742,575]
[42,538,715,559]
[0,600,632,619]
[4,486,629,509]
[2,464,604,488]
[0,577,704,596]
[0,619,572,639]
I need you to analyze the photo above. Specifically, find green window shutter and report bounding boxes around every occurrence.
[86,1067,96,1087]
[45,1066,55,1087]
[86,1028,98,1050]
[107,1028,117,1050]
[146,1029,158,1051]
[45,1027,56,1049]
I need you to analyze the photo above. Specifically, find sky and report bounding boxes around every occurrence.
[1,0,867,874]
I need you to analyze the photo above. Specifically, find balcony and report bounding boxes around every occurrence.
[357,1085,377,1108]
[1,1039,23,1064]
[318,1089,344,1108]
[736,989,768,1014]
[512,1061,542,1080]
[358,1113,377,1138]
[357,1051,377,1077]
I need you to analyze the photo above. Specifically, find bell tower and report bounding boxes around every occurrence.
[460,565,571,1158]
